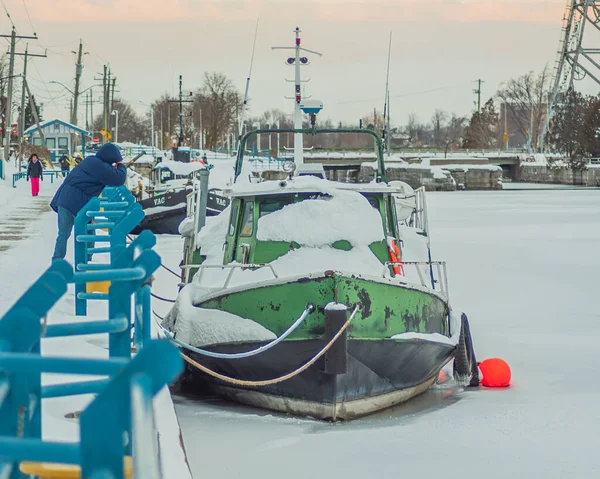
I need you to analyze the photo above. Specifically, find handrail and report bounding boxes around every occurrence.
[383,260,449,299]
[0,185,181,479]
[180,262,279,289]
[235,128,386,182]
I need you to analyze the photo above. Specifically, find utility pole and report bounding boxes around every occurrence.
[85,90,89,131]
[473,79,484,113]
[95,66,108,143]
[14,44,46,167]
[111,77,116,112]
[90,89,94,137]
[168,75,193,148]
[71,39,87,127]
[0,27,37,180]
[23,79,45,148]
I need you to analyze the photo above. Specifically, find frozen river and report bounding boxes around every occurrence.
[173,188,600,479]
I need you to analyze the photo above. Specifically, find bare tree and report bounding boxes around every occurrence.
[193,72,242,149]
[496,65,551,150]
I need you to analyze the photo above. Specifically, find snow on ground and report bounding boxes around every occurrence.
[0,163,191,478]
[171,186,600,479]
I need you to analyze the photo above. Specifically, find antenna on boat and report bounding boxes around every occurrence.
[383,31,392,158]
[237,17,260,153]
[272,27,322,167]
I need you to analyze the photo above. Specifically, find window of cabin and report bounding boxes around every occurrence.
[259,196,294,217]
[361,194,380,210]
[228,201,240,236]
[58,137,68,149]
[240,201,254,237]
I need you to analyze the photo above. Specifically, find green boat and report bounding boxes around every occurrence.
[162,126,478,421]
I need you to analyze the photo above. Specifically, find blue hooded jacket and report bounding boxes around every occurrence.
[50,143,127,215]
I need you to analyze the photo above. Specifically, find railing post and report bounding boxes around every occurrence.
[74,197,101,316]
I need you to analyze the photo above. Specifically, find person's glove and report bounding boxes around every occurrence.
[26,177,29,182]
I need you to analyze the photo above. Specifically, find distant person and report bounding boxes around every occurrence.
[50,143,126,261]
[202,153,207,163]
[59,153,70,176]
[26,154,43,197]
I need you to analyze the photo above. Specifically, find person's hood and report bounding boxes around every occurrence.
[96,143,123,164]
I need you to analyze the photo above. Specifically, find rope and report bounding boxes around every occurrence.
[150,292,176,303]
[181,306,358,387]
[126,233,181,279]
[155,305,315,360]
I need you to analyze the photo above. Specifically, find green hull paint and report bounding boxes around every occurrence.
[198,274,449,341]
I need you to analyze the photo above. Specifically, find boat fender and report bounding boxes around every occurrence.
[387,238,404,276]
[453,313,480,387]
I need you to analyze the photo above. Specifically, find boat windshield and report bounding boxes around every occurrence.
[258,193,331,217]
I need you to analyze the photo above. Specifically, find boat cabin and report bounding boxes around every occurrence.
[221,181,405,268]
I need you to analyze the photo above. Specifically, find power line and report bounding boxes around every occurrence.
[0,0,14,28]
[331,81,472,106]
[20,0,36,35]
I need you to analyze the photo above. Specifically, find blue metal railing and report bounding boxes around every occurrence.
[0,186,183,478]
[12,170,71,188]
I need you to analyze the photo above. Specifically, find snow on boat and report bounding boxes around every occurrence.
[130,160,229,235]
[161,127,479,420]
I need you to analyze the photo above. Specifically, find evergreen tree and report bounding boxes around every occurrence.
[547,88,586,158]
[463,99,499,149]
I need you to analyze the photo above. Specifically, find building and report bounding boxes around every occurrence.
[24,119,89,160]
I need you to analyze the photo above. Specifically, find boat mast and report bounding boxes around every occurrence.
[383,32,392,157]
[237,18,260,152]
[168,75,192,148]
[272,27,322,167]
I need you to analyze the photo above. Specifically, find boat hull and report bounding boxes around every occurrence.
[180,338,454,420]
[172,272,454,420]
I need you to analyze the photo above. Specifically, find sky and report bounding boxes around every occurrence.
[0,0,584,129]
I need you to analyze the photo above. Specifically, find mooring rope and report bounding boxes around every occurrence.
[180,306,358,387]
[150,292,176,303]
[152,305,315,359]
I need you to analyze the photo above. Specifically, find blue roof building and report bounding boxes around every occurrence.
[24,119,89,160]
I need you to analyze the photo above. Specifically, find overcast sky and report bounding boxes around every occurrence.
[0,0,581,128]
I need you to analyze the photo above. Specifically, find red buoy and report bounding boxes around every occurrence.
[479,358,511,387]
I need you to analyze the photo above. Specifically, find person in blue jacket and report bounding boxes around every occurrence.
[50,143,126,261]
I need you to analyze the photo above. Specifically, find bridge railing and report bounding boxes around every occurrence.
[0,187,182,478]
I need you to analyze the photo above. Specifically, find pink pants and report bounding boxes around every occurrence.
[31,177,40,196]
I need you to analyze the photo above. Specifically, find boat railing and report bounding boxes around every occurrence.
[181,262,279,289]
[410,186,429,233]
[384,261,449,298]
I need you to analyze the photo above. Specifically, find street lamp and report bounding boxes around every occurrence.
[111,110,119,143]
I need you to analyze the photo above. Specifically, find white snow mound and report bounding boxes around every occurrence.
[162,283,276,347]
[257,188,384,247]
